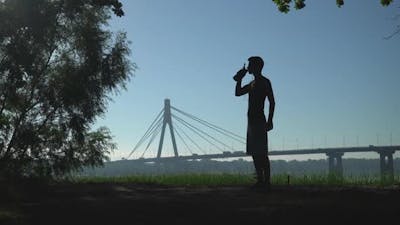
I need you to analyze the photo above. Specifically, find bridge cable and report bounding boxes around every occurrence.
[144,121,163,151]
[140,123,163,159]
[141,109,164,140]
[171,107,245,145]
[127,109,164,158]
[171,106,245,143]
[173,115,221,154]
[172,114,228,153]
[128,115,163,158]
[172,114,234,151]
[140,116,163,146]
[173,126,194,155]
[174,121,206,155]
[134,118,162,159]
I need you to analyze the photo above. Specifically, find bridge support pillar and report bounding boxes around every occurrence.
[157,99,179,159]
[377,150,395,183]
[326,152,344,178]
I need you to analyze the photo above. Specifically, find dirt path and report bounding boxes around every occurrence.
[6,183,400,224]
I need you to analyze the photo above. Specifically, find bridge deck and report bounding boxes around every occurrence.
[129,145,400,162]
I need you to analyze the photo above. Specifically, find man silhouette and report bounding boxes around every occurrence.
[234,56,275,189]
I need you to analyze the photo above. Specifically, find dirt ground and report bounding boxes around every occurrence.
[3,183,400,225]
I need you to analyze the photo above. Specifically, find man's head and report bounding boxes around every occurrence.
[247,56,264,75]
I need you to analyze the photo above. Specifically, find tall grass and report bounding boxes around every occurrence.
[271,173,391,186]
[68,173,400,187]
[70,173,254,186]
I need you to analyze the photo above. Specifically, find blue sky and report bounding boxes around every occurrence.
[95,0,400,161]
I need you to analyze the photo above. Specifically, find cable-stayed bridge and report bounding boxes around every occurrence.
[127,99,247,160]
[126,99,400,180]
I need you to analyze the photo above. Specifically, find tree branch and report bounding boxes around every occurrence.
[0,93,7,115]
[3,101,41,159]
[2,44,58,161]
[17,106,59,161]
[39,46,57,77]
[0,57,6,71]
[384,25,400,40]
[0,56,8,115]
[37,105,59,133]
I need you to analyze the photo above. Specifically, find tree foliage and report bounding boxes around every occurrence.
[0,0,133,178]
[272,0,394,13]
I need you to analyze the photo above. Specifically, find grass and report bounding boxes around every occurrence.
[69,173,255,186]
[0,210,22,221]
[68,173,400,187]
[272,174,393,186]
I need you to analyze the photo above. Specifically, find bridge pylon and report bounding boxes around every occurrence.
[326,152,343,177]
[157,99,179,159]
[377,149,395,183]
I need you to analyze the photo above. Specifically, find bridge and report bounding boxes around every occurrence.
[126,99,400,180]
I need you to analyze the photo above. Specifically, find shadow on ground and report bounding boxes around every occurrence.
[2,182,400,225]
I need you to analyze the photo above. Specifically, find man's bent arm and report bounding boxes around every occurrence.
[235,80,249,96]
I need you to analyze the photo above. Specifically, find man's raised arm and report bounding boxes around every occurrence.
[235,80,249,96]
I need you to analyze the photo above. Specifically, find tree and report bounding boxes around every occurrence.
[0,0,134,178]
[272,0,394,13]
[272,0,399,39]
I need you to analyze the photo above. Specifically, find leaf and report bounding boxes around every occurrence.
[336,0,344,8]
[380,0,393,6]
[295,0,306,10]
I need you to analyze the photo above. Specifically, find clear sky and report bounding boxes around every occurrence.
[95,0,400,161]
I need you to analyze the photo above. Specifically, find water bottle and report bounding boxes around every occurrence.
[233,63,247,81]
